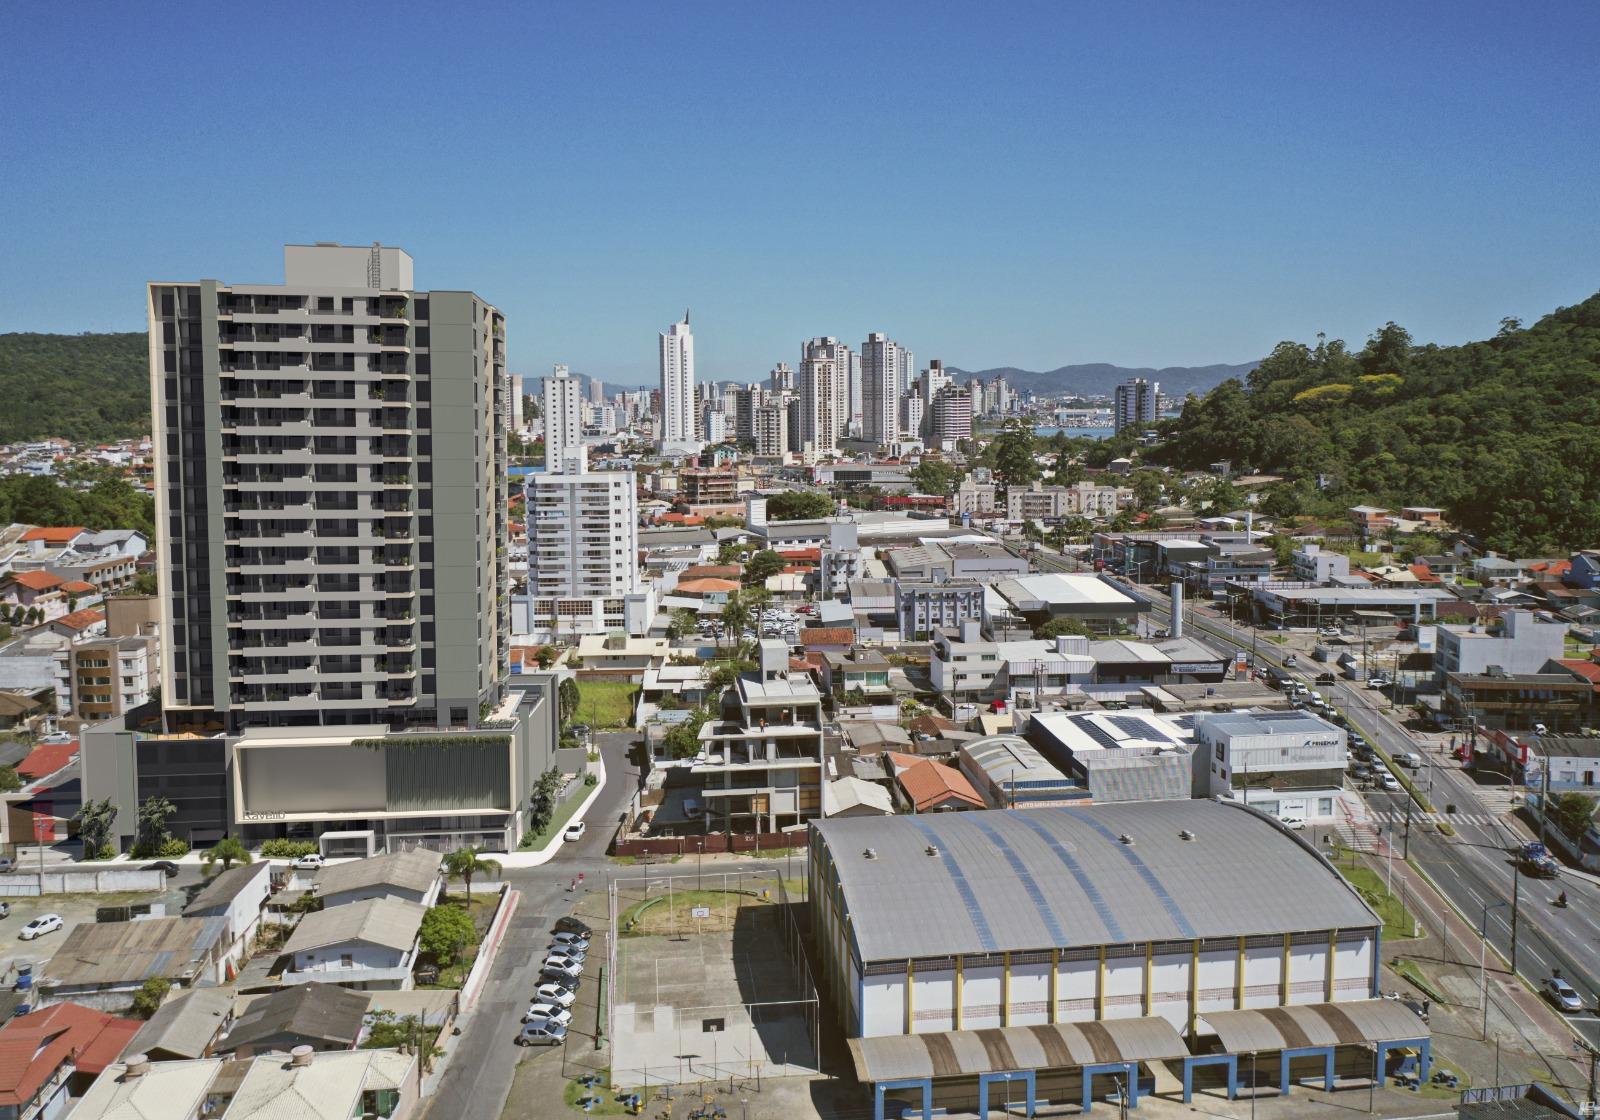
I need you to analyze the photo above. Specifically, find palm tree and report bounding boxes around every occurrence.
[719,592,752,653]
[443,845,501,902]
[203,836,252,872]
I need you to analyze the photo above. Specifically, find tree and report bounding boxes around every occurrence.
[362,1010,444,1068]
[765,491,833,521]
[73,798,118,857]
[202,837,252,873]
[132,977,171,1020]
[558,678,581,725]
[662,705,713,759]
[742,550,786,587]
[532,646,557,670]
[527,767,563,838]
[418,905,477,966]
[1549,792,1596,844]
[667,608,700,639]
[1035,617,1093,640]
[132,795,177,858]
[989,420,1040,492]
[0,766,19,794]
[719,592,753,652]
[1128,471,1165,511]
[443,845,501,899]
[910,459,957,496]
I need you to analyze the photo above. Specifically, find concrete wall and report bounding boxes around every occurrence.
[0,868,166,895]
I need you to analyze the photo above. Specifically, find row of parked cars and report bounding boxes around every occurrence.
[516,916,594,1047]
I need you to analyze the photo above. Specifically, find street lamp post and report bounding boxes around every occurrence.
[1479,900,1510,1039]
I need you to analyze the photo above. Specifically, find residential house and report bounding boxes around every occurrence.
[0,1002,139,1120]
[312,847,443,910]
[281,896,426,991]
[45,608,107,641]
[820,648,893,702]
[124,988,235,1061]
[821,776,894,818]
[883,752,984,812]
[183,862,274,976]
[797,628,854,656]
[36,917,227,1008]
[218,983,370,1058]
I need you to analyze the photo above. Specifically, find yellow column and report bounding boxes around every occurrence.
[1280,933,1292,1004]
[1326,930,1338,1002]
[1003,952,1012,1027]
[955,956,964,1031]
[1143,943,1153,1016]
[906,959,915,1035]
[1050,948,1060,1024]
[1096,946,1107,1018]
[1235,937,1245,1008]
[1188,940,1200,1037]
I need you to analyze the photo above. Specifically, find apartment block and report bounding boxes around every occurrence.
[528,458,653,637]
[752,403,788,457]
[542,363,583,472]
[1113,377,1161,431]
[53,634,158,725]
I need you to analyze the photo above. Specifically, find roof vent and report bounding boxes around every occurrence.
[1118,833,1134,845]
[1179,829,1196,841]
[124,1054,151,1079]
[290,1045,315,1068]
[863,847,877,860]
[925,844,941,857]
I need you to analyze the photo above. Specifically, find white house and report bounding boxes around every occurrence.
[281,896,425,991]
[313,846,443,910]
[183,861,274,975]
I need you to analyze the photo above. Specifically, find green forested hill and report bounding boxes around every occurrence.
[0,332,150,443]
[1156,293,1600,554]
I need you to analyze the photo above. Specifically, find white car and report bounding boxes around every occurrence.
[522,1002,574,1027]
[548,943,587,963]
[534,983,577,1008]
[1379,773,1402,792]
[292,854,326,870]
[544,951,584,971]
[563,821,587,843]
[18,914,62,940]
[550,931,590,951]
[1278,816,1307,831]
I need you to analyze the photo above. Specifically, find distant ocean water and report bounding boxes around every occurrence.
[1034,426,1113,440]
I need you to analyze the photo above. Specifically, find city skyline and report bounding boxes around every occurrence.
[4,3,1597,380]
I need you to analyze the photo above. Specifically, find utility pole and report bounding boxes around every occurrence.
[1403,797,1412,860]
[1510,854,1521,974]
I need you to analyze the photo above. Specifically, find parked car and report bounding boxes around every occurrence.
[1283,654,1298,668]
[0,902,10,919]
[292,854,326,870]
[0,857,15,874]
[543,951,585,970]
[1349,765,1373,782]
[563,821,587,843]
[1544,975,1583,1013]
[142,861,180,877]
[550,931,589,951]
[18,914,62,941]
[517,1021,568,1046]
[547,944,587,964]
[541,960,583,983]
[522,1002,574,1027]
[1278,816,1307,831]
[1367,675,1391,689]
[552,917,592,937]
[534,982,577,1008]
[1318,627,1341,639]
[1314,672,1337,686]
[1378,774,1402,792]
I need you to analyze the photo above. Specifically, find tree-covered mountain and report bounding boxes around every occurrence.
[0,332,150,443]
[1154,294,1600,554]
[949,361,1258,399]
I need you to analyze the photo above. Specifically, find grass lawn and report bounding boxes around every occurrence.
[417,894,499,989]
[575,680,638,729]
[617,887,774,936]
[1336,862,1417,941]
[522,782,593,851]
[1390,957,1446,1003]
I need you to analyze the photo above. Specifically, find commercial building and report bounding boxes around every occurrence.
[1193,711,1347,823]
[884,541,1028,584]
[1435,610,1567,679]
[527,459,653,637]
[1113,378,1161,431]
[896,580,986,642]
[957,735,1080,808]
[542,363,584,472]
[1246,585,1453,628]
[992,573,1149,632]
[658,314,699,454]
[1442,668,1594,733]
[811,800,1401,1118]
[1025,710,1200,803]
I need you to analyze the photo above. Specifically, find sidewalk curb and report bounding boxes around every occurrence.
[460,887,520,1014]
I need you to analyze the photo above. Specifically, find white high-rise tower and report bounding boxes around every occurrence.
[799,336,850,456]
[861,332,904,447]
[659,312,699,453]
[543,364,584,473]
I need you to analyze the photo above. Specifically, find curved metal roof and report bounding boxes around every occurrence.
[849,1016,1189,1083]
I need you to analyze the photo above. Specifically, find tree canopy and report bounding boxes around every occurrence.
[0,333,150,442]
[764,491,834,521]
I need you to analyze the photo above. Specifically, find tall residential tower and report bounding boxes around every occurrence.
[543,363,584,472]
[658,313,699,454]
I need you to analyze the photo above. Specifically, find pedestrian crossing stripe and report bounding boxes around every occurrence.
[1368,810,1496,827]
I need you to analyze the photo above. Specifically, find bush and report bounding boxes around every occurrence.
[157,838,189,858]
[259,839,319,859]
[418,905,477,966]
[584,773,598,787]
[85,843,117,861]
[132,978,170,1019]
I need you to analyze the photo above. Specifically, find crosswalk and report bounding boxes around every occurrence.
[1367,808,1502,829]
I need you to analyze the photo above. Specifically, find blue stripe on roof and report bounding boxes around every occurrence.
[906,818,998,953]
[1011,813,1128,943]
[962,815,1070,947]
[1073,813,1198,937]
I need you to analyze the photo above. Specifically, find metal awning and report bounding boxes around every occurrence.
[1198,1000,1430,1052]
[850,1017,1189,1084]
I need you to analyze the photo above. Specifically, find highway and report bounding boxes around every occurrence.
[1115,570,1600,1050]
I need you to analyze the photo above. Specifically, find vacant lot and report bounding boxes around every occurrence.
[574,680,638,729]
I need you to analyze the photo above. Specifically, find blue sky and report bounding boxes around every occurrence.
[2,1,1596,385]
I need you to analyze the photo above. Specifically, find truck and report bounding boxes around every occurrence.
[1519,842,1560,879]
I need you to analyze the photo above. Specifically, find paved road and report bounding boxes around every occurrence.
[1135,580,1600,1051]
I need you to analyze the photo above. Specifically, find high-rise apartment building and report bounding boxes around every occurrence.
[931,384,974,447]
[528,457,652,637]
[82,243,560,855]
[1114,377,1161,431]
[799,337,850,455]
[588,374,606,405]
[769,362,794,392]
[543,363,584,472]
[916,360,952,439]
[860,333,905,447]
[753,403,788,456]
[659,313,699,453]
[509,373,525,431]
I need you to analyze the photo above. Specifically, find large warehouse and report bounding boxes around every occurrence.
[810,800,1425,1118]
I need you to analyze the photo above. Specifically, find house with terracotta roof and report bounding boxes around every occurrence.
[883,751,984,813]
[673,577,739,604]
[0,1001,140,1120]
[676,564,742,584]
[46,608,107,640]
[18,526,89,550]
[798,628,854,655]
[1,569,65,607]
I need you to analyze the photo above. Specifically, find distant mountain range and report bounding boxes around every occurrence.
[947,361,1259,400]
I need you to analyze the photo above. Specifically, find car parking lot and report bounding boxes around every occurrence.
[0,885,190,985]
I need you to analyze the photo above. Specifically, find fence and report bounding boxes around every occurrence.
[0,868,166,896]
[610,831,797,858]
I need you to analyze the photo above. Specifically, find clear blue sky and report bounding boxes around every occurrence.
[3,1,1596,385]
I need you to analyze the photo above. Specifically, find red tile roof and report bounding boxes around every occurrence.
[676,578,740,595]
[18,527,86,544]
[52,608,105,632]
[777,548,821,562]
[0,1002,140,1105]
[18,741,78,781]
[60,580,97,594]
[894,758,985,812]
[1557,660,1600,691]
[798,628,855,648]
[6,571,63,592]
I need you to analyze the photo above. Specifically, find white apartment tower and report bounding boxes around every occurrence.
[528,458,653,637]
[1114,378,1161,431]
[769,362,795,392]
[860,332,905,447]
[543,364,584,472]
[659,313,699,453]
[799,337,850,455]
[916,360,952,438]
[753,403,788,456]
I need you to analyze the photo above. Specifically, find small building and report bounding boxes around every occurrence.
[0,1002,140,1120]
[884,752,985,813]
[1194,710,1347,823]
[220,983,371,1058]
[313,847,443,910]
[183,862,274,976]
[958,735,1082,808]
[125,987,235,1061]
[822,776,895,818]
[281,897,426,991]
[1025,710,1201,804]
[38,918,227,1008]
[1436,609,1567,679]
[821,648,894,702]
